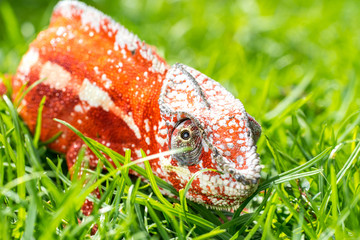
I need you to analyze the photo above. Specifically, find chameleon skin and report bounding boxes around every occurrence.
[12,1,262,212]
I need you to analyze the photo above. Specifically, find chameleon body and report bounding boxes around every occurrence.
[12,1,262,212]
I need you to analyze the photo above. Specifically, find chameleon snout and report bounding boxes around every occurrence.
[216,148,261,186]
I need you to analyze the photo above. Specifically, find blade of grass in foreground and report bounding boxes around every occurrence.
[132,193,232,239]
[336,141,360,184]
[24,134,62,202]
[14,78,46,107]
[180,168,219,221]
[330,162,340,239]
[276,185,317,239]
[193,229,227,240]
[142,150,173,208]
[225,189,272,238]
[33,96,46,148]
[243,190,275,240]
[2,95,26,234]
[145,202,169,239]
[320,141,360,222]
[54,119,114,170]
[54,118,180,195]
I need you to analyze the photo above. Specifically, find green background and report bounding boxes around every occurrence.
[0,0,359,239]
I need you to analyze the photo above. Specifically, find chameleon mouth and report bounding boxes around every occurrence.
[163,154,260,210]
[184,146,262,210]
[212,145,262,185]
[186,172,259,211]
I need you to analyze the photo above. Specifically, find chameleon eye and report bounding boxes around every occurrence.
[180,129,191,141]
[170,119,202,166]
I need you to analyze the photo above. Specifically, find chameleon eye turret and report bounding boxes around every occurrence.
[159,64,262,209]
[170,119,202,166]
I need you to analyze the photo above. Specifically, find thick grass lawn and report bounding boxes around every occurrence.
[1,0,360,239]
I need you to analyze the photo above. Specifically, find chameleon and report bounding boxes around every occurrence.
[11,0,262,213]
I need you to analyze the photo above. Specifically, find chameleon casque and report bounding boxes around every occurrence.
[12,1,262,213]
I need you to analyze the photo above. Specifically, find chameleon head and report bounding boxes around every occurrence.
[157,63,262,210]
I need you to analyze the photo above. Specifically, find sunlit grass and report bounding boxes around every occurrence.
[1,0,360,239]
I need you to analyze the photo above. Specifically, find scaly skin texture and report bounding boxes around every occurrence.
[12,1,262,213]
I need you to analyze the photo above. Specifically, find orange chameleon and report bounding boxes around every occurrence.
[11,1,262,214]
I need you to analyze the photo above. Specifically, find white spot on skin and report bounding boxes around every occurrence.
[236,156,244,164]
[139,48,167,74]
[40,61,72,90]
[135,149,142,158]
[79,78,113,111]
[114,27,139,52]
[227,143,234,148]
[18,48,39,78]
[155,134,166,147]
[144,119,150,132]
[218,119,227,126]
[228,119,237,127]
[56,26,66,36]
[111,108,141,139]
[101,74,112,89]
[78,5,102,32]
[145,137,150,145]
[120,49,127,58]
[202,139,209,152]
[94,66,99,74]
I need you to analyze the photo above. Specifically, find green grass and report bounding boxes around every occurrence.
[1,0,360,239]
